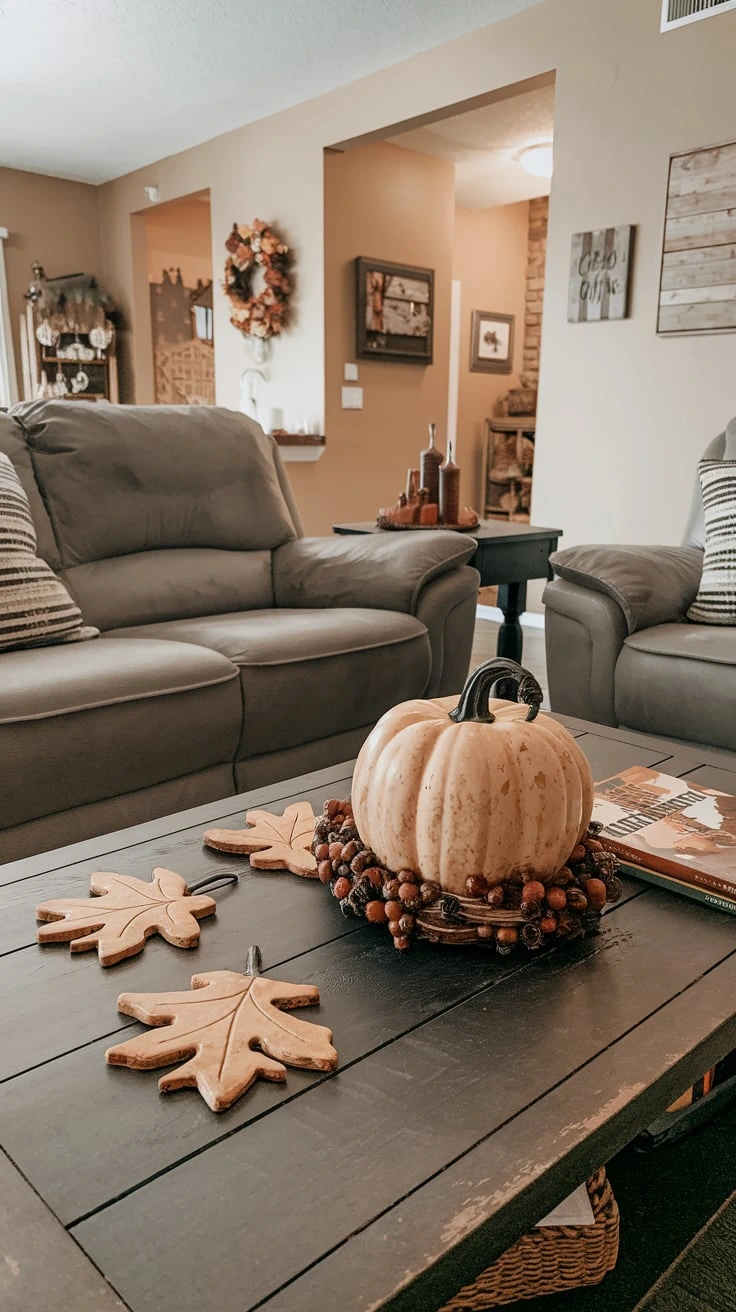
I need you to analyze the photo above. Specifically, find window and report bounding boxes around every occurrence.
[0,229,19,408]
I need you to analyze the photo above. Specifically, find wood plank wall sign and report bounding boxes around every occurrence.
[568,226,634,323]
[659,139,736,335]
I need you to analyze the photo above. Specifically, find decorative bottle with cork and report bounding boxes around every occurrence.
[439,438,460,526]
[419,422,444,505]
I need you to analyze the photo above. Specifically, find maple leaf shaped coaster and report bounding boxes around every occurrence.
[36,869,236,967]
[203,800,318,877]
[105,945,338,1112]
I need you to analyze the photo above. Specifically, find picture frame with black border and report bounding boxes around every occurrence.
[355,257,434,363]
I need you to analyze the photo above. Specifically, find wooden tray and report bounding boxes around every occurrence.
[376,517,479,532]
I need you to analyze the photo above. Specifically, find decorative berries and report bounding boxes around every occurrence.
[315,799,617,956]
[365,900,387,924]
[545,887,567,911]
[465,875,489,898]
[522,880,545,904]
[584,878,607,911]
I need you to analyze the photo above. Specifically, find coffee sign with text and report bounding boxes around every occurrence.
[568,225,634,322]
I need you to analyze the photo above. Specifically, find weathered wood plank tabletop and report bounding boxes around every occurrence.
[2,719,736,1312]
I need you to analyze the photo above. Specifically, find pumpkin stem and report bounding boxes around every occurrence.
[449,658,543,725]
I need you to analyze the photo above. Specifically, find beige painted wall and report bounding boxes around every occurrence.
[97,115,325,427]
[145,195,212,287]
[97,0,736,550]
[453,202,530,509]
[320,141,455,533]
[0,166,101,393]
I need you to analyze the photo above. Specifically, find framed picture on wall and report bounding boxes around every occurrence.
[470,310,514,373]
[355,257,434,363]
[658,139,736,335]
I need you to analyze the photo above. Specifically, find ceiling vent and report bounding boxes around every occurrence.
[661,0,736,30]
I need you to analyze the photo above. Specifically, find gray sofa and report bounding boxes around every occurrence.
[544,424,735,752]
[0,402,479,863]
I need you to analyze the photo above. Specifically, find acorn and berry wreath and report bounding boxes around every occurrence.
[223,219,292,339]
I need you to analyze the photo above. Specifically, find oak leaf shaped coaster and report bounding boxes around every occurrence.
[204,800,317,877]
[36,869,236,967]
[105,945,338,1112]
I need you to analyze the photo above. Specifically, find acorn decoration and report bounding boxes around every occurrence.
[312,800,621,952]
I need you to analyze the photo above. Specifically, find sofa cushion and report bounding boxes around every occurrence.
[61,548,273,630]
[106,609,431,758]
[16,401,297,567]
[0,453,98,653]
[0,638,241,832]
[615,623,736,751]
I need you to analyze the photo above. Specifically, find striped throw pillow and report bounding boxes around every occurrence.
[687,459,736,625]
[0,453,98,651]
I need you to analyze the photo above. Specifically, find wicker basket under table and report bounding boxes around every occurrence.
[442,1169,619,1309]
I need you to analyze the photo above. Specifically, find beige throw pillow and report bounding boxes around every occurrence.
[0,452,98,651]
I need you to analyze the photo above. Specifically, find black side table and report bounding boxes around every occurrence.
[332,520,562,663]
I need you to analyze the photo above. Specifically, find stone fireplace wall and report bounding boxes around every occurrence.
[521,196,549,391]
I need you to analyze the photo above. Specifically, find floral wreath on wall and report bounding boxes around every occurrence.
[223,219,293,339]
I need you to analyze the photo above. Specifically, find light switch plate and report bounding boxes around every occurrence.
[341,386,363,410]
[344,362,359,381]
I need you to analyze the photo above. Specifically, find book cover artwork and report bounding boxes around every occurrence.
[593,766,736,893]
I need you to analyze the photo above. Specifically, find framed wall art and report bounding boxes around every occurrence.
[469,310,514,373]
[658,139,736,335]
[567,226,634,322]
[355,257,434,363]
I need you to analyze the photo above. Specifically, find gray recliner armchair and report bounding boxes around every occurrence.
[543,421,735,752]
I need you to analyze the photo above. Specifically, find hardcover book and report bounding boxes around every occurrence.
[592,766,736,914]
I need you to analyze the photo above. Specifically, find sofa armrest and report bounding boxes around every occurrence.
[272,532,477,614]
[543,578,628,724]
[550,544,703,635]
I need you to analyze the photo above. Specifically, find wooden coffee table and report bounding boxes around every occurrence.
[2,719,736,1312]
[332,519,562,663]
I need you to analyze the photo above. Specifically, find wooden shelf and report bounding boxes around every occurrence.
[57,394,106,402]
[272,433,325,446]
[483,416,536,522]
[487,416,536,433]
[21,302,119,403]
[271,433,325,463]
[39,355,110,364]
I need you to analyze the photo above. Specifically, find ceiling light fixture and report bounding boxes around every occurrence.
[519,143,554,179]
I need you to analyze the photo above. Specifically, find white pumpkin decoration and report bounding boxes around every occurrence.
[352,659,593,895]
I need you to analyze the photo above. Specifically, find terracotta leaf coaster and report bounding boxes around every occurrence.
[36,868,235,967]
[105,946,338,1112]
[204,800,318,877]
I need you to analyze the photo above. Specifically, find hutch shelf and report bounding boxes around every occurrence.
[483,415,536,523]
